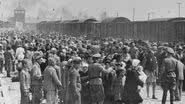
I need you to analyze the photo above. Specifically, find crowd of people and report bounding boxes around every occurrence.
[0,31,185,104]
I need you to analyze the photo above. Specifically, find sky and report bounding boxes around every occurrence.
[0,0,184,21]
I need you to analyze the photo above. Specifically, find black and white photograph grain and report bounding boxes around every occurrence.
[0,0,185,104]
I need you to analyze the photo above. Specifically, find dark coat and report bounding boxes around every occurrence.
[122,69,144,104]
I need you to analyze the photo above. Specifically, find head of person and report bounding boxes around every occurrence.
[122,46,130,54]
[48,57,56,66]
[50,48,57,55]
[72,57,82,69]
[81,62,88,72]
[132,59,140,67]
[92,53,101,63]
[166,47,175,57]
[130,42,135,47]
[6,46,11,51]
[22,59,29,71]
[33,51,43,64]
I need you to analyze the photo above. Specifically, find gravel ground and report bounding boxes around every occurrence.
[0,74,184,104]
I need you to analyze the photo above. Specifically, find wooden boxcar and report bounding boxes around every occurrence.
[37,17,185,42]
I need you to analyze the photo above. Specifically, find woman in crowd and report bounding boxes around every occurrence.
[144,49,158,99]
[66,57,82,104]
[122,59,144,104]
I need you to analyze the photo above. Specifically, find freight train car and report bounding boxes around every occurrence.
[37,17,185,42]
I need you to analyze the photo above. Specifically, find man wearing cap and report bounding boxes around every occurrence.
[160,47,178,104]
[88,53,110,104]
[31,51,43,104]
[43,57,62,104]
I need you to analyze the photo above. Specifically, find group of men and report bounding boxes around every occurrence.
[0,31,185,104]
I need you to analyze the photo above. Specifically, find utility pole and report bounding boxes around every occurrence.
[133,8,135,21]
[148,13,150,21]
[177,2,182,17]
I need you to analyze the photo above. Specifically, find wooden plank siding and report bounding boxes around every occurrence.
[37,19,185,42]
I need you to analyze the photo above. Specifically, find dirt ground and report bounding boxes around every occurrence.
[0,74,185,104]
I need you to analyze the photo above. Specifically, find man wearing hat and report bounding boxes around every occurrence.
[31,51,43,104]
[160,47,178,104]
[88,53,110,104]
[43,57,62,104]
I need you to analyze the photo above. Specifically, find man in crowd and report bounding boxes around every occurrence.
[4,46,14,77]
[31,51,43,104]
[20,59,31,104]
[175,57,185,101]
[160,47,177,104]
[43,57,62,104]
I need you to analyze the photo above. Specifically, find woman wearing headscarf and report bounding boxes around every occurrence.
[112,61,126,104]
[122,59,144,104]
[65,57,82,104]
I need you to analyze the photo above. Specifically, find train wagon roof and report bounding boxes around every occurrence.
[101,17,131,23]
[149,17,185,22]
[78,18,98,23]
[62,20,79,23]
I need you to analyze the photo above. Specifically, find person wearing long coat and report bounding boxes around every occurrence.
[88,54,110,104]
[175,59,184,101]
[31,52,43,104]
[20,59,31,104]
[0,45,4,73]
[122,60,144,104]
[43,57,62,104]
[4,46,14,77]
[112,63,126,104]
[66,57,82,104]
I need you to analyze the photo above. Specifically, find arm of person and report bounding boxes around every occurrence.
[54,65,62,82]
[134,70,144,87]
[99,64,110,74]
[51,69,62,87]
[20,72,27,92]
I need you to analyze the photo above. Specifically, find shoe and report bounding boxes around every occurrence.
[152,96,157,99]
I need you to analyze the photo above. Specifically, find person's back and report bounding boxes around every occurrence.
[43,66,59,91]
[162,57,177,73]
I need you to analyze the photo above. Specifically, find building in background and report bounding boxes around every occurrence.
[14,3,25,24]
